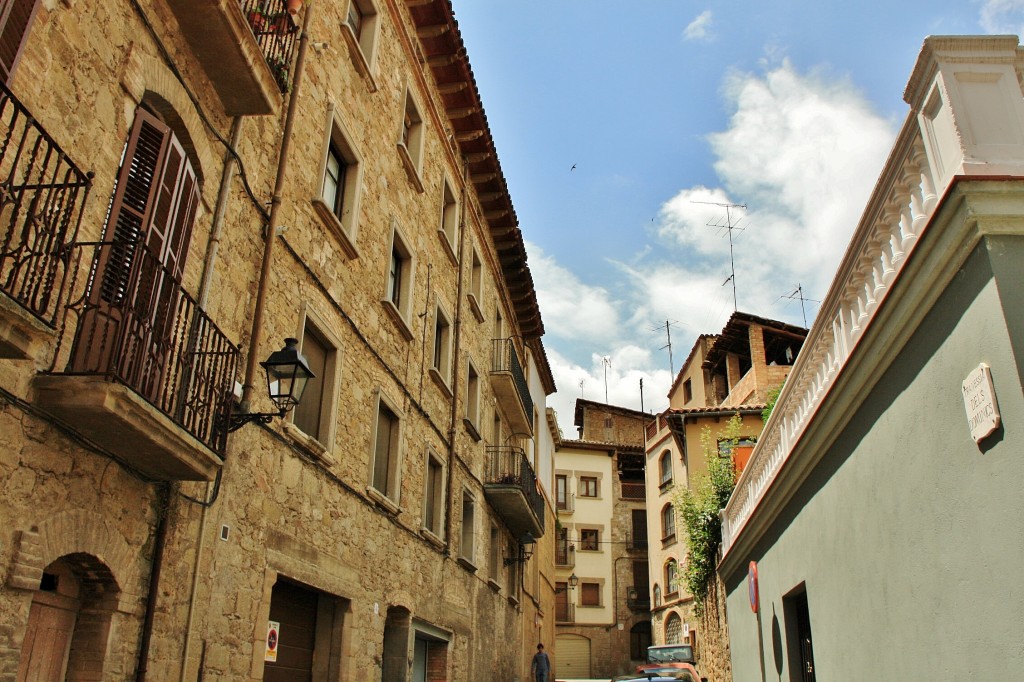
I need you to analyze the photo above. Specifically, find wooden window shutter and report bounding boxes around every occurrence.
[0,0,38,83]
[96,108,171,305]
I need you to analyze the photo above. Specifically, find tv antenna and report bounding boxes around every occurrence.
[779,284,820,328]
[693,201,747,310]
[650,320,680,376]
[579,378,585,399]
[601,356,611,403]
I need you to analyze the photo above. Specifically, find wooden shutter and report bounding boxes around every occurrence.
[0,0,38,83]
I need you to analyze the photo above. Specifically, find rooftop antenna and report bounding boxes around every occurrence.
[601,356,611,403]
[579,378,585,399]
[693,201,747,310]
[650,320,680,376]
[779,283,820,327]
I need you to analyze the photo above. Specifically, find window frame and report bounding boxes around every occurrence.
[287,308,342,454]
[665,559,679,597]
[661,504,676,543]
[579,475,599,498]
[463,355,481,439]
[429,300,453,393]
[467,246,484,322]
[312,104,362,259]
[397,86,425,192]
[458,489,476,567]
[580,581,601,607]
[381,218,415,339]
[339,0,380,89]
[438,175,459,263]
[579,528,599,552]
[658,450,673,488]
[421,447,445,539]
[369,390,404,508]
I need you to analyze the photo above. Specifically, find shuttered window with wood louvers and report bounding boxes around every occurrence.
[0,0,38,83]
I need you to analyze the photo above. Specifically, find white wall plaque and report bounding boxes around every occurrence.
[962,363,1000,443]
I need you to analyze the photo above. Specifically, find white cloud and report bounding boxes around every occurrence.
[979,0,1024,34]
[683,10,714,42]
[540,58,895,435]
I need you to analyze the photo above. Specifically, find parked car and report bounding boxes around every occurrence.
[614,670,703,682]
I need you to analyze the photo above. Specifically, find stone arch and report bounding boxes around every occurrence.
[120,44,217,187]
[665,611,683,644]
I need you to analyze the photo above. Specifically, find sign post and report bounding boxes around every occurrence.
[265,621,280,663]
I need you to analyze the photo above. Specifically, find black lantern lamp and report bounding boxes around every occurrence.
[225,338,315,432]
[504,532,537,566]
[554,573,579,593]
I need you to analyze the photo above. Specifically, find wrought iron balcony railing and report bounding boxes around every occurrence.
[484,445,544,538]
[0,80,92,326]
[58,243,239,456]
[626,532,648,552]
[555,601,575,623]
[490,337,533,434]
[240,0,298,93]
[555,537,575,567]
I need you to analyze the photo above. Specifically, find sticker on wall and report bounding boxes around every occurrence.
[748,561,759,614]
[962,363,1000,444]
[265,621,280,662]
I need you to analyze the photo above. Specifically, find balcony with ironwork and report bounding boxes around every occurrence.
[626,532,648,553]
[490,337,533,436]
[160,0,298,115]
[555,537,575,568]
[34,245,239,481]
[0,81,92,361]
[483,445,544,539]
[555,600,575,624]
[620,481,646,500]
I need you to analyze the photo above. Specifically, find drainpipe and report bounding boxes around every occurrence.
[443,161,469,551]
[176,116,243,682]
[240,5,313,410]
[136,484,171,682]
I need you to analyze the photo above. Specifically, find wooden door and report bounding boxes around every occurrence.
[17,562,81,682]
[264,581,318,682]
[795,592,816,682]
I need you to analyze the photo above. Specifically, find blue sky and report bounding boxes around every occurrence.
[450,1,1024,433]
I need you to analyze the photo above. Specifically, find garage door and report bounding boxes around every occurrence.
[264,580,318,682]
[556,634,591,678]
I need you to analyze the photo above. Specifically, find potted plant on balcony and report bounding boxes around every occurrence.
[287,0,302,14]
[266,56,291,92]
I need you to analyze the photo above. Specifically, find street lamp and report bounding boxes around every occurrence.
[554,573,578,593]
[224,338,315,432]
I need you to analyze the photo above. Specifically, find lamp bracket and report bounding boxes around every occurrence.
[221,409,286,433]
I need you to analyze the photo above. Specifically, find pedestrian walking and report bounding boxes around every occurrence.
[531,643,551,682]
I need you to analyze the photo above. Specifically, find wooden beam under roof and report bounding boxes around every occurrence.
[417,23,449,38]
[438,81,468,95]
[446,106,478,119]
[455,130,484,142]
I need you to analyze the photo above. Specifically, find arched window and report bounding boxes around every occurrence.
[653,583,662,607]
[659,450,672,486]
[661,504,675,542]
[665,612,682,644]
[665,559,678,595]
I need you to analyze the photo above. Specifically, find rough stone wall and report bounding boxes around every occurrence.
[0,1,551,680]
[697,575,733,682]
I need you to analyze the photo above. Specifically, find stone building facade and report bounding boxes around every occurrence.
[0,1,555,680]
[552,400,649,679]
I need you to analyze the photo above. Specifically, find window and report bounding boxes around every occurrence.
[464,358,480,436]
[661,504,676,542]
[580,582,600,607]
[665,560,679,595]
[313,106,362,258]
[555,474,568,511]
[397,88,424,190]
[659,450,673,487]
[422,449,445,536]
[683,378,693,404]
[371,395,402,503]
[467,248,484,322]
[653,584,662,608]
[665,612,682,644]
[382,220,414,338]
[488,525,499,583]
[291,316,339,446]
[579,476,598,498]
[431,303,452,387]
[459,492,475,563]
[439,177,459,259]
[580,529,599,551]
[341,0,379,86]
[0,0,38,82]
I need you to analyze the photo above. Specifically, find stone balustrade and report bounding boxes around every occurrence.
[721,35,1024,556]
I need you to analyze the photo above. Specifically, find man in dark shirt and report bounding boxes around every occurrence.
[531,643,551,682]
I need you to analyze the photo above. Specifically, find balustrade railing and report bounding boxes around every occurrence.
[56,243,239,456]
[0,80,92,326]
[722,110,942,554]
[240,0,298,92]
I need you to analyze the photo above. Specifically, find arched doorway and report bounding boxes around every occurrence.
[555,633,591,678]
[17,554,118,681]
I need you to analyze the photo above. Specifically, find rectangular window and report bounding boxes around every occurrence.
[0,0,38,83]
[431,304,452,383]
[467,248,483,321]
[459,492,475,563]
[580,476,598,498]
[388,245,402,306]
[423,450,444,536]
[292,320,336,444]
[488,525,499,583]
[313,107,362,257]
[555,474,568,510]
[340,0,379,87]
[439,178,458,256]
[683,378,693,404]
[465,359,480,431]
[581,582,600,607]
[382,220,414,338]
[580,528,599,551]
[398,88,424,189]
[346,0,363,36]
[372,398,401,501]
